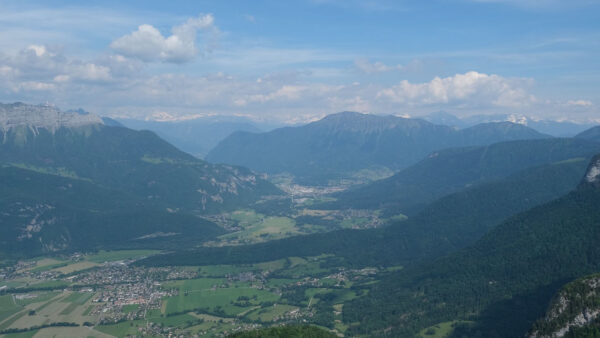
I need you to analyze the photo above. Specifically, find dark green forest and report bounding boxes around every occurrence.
[227,325,337,338]
[139,156,592,269]
[208,112,549,184]
[342,181,600,337]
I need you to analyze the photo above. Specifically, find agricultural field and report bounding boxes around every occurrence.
[0,295,21,323]
[54,262,99,275]
[204,207,386,247]
[7,250,161,281]
[34,326,113,337]
[0,250,390,337]
[418,321,474,338]
[84,250,161,263]
[26,259,69,273]
[245,304,298,322]
[162,278,279,317]
[94,320,146,337]
[217,211,301,245]
[0,291,97,330]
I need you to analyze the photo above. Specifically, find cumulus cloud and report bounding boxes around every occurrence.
[377,71,536,108]
[57,63,112,82]
[1,40,594,123]
[1,45,116,84]
[567,99,592,107]
[0,44,145,101]
[26,45,48,57]
[110,14,217,63]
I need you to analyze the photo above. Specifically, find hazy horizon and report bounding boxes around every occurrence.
[1,0,598,123]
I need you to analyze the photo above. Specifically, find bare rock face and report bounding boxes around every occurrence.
[585,156,600,186]
[0,102,103,132]
[529,274,600,338]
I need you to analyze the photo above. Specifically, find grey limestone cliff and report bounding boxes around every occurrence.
[0,102,103,132]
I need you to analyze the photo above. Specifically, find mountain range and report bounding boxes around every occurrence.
[140,145,597,269]
[116,116,268,158]
[342,154,600,337]
[139,143,600,337]
[112,111,597,164]
[207,111,550,184]
[4,103,600,337]
[330,137,600,214]
[0,103,279,256]
[575,125,600,143]
[424,111,598,137]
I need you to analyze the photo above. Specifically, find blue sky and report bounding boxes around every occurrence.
[0,0,598,122]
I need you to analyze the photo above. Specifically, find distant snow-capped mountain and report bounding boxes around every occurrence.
[423,111,598,137]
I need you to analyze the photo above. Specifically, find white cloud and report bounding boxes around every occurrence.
[0,65,18,77]
[0,41,594,123]
[0,6,167,57]
[377,71,535,108]
[327,95,371,113]
[567,99,592,107]
[72,63,112,81]
[26,45,48,57]
[53,74,70,83]
[245,85,308,104]
[19,81,55,91]
[0,43,145,98]
[355,58,403,73]
[146,111,210,122]
[234,83,346,108]
[110,14,217,63]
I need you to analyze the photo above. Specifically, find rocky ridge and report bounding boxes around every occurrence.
[529,274,600,338]
[0,102,103,132]
[585,155,600,185]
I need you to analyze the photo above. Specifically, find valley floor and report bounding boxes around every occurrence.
[0,250,400,337]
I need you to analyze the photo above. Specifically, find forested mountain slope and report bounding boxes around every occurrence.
[0,103,280,214]
[342,154,600,337]
[529,273,600,338]
[576,125,600,143]
[0,103,279,256]
[0,166,224,256]
[207,111,549,183]
[139,156,591,268]
[329,137,600,214]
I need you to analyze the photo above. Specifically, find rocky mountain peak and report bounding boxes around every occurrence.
[584,155,600,187]
[314,111,428,133]
[0,102,103,132]
[529,274,600,338]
